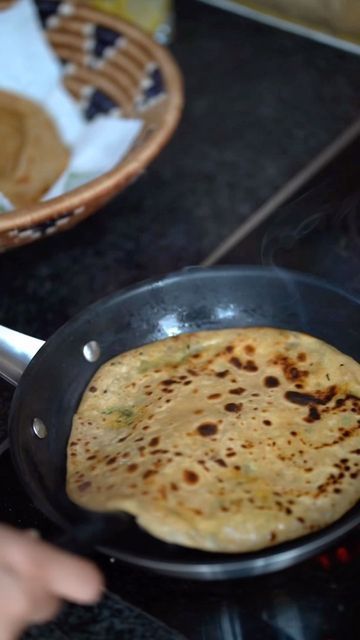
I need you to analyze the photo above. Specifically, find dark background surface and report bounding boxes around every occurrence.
[0,0,359,638]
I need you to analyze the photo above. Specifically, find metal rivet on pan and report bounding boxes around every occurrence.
[33,418,47,439]
[83,341,101,362]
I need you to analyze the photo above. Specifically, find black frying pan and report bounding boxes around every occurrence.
[0,266,359,580]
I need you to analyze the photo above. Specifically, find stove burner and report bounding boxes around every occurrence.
[316,527,360,570]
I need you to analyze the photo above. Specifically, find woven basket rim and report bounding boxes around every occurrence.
[0,3,184,233]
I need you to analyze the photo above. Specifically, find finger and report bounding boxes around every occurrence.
[0,566,28,640]
[0,566,61,639]
[0,596,61,640]
[0,526,104,605]
[34,544,104,604]
[0,618,28,640]
[25,589,63,625]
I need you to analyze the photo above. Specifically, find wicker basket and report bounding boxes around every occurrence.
[0,0,183,251]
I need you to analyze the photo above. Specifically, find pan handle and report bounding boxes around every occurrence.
[0,325,44,386]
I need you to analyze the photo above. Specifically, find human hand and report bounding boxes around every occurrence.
[0,524,104,640]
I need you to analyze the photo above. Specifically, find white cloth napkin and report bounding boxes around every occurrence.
[0,0,142,212]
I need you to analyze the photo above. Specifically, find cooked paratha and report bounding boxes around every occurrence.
[0,90,69,207]
[67,328,360,552]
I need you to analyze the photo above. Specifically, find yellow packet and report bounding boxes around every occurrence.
[89,0,174,43]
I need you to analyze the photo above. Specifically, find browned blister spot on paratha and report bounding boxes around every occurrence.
[197,422,218,436]
[264,376,280,388]
[243,360,258,372]
[271,353,310,384]
[67,328,360,553]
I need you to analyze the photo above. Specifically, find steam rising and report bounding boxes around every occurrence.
[260,171,360,298]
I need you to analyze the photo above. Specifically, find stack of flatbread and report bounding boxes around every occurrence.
[0,90,69,207]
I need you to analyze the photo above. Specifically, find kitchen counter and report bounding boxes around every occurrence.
[0,0,359,638]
